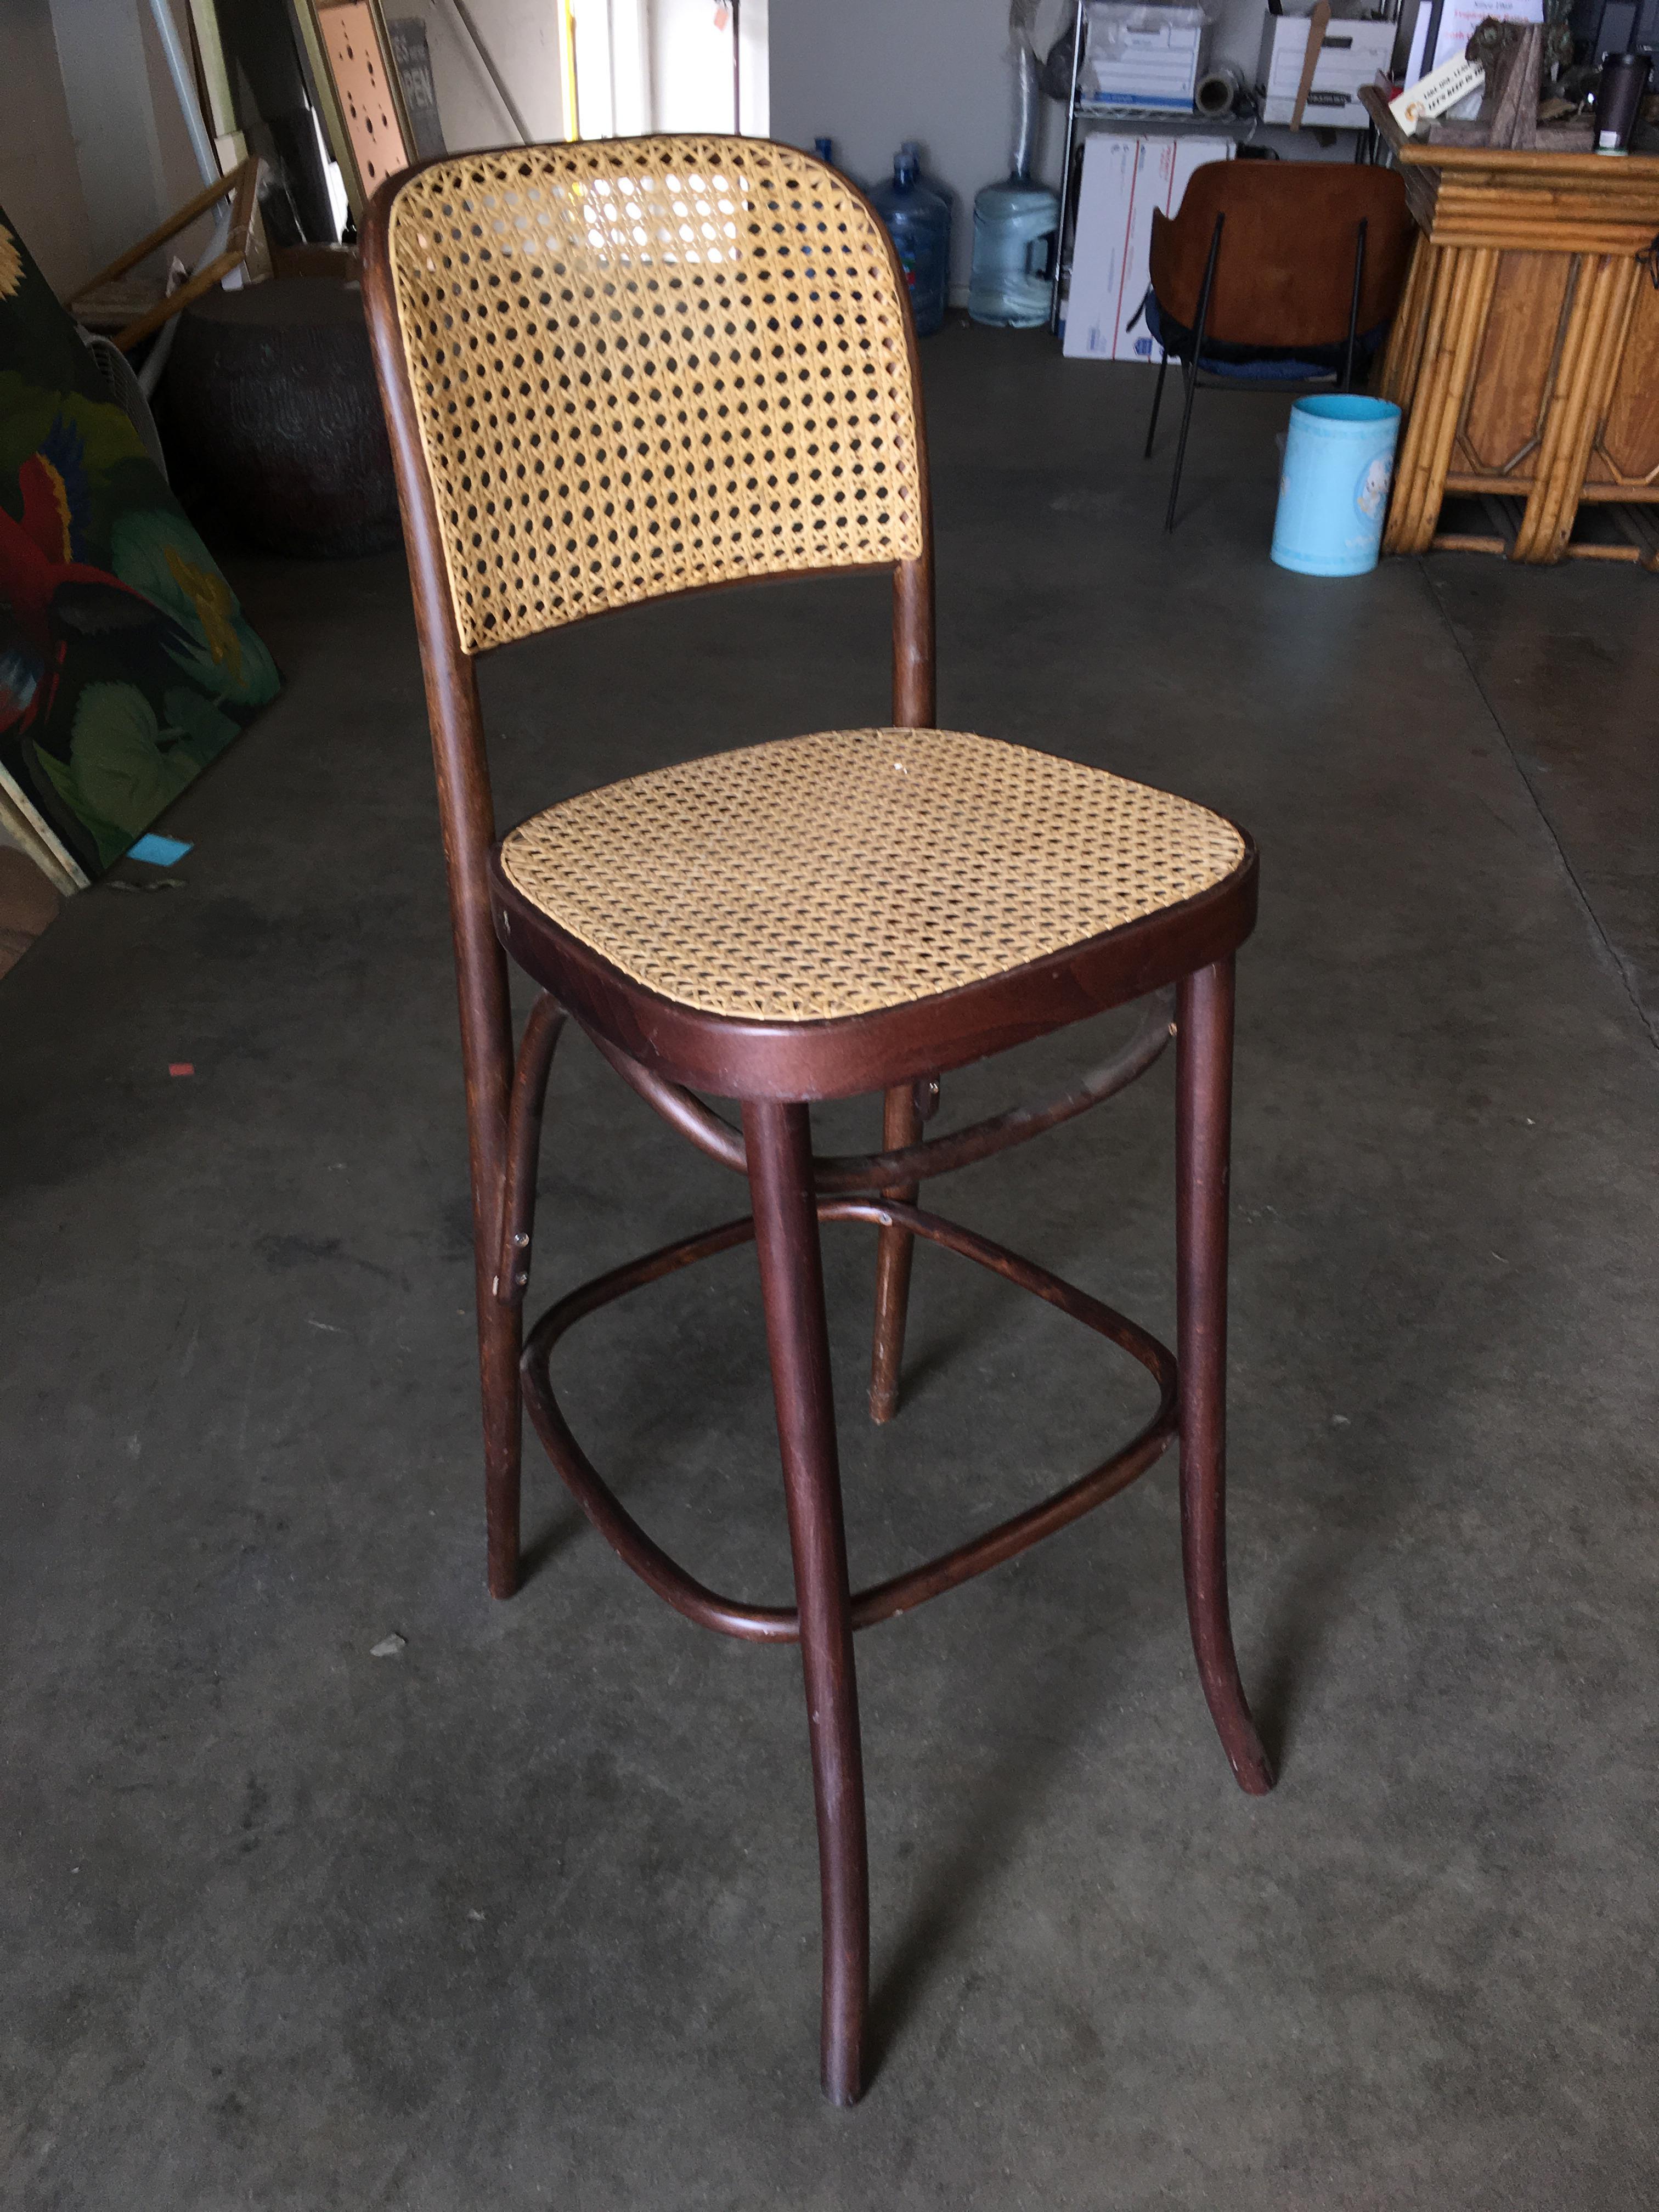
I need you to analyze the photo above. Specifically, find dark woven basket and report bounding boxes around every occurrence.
[166,278,400,558]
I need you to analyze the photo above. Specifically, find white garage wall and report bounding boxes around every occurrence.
[769,0,1362,303]
[12,0,211,293]
[0,0,92,294]
[769,0,1062,298]
[396,0,565,148]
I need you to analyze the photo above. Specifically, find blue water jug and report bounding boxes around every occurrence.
[871,149,951,337]
[812,137,862,191]
[969,179,1059,328]
[899,142,956,223]
[1271,395,1402,577]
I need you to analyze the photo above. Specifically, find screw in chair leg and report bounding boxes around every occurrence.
[744,1097,871,2106]
[1175,956,1275,1797]
[869,1081,923,1424]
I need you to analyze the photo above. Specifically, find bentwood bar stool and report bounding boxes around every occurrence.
[363,136,1274,2106]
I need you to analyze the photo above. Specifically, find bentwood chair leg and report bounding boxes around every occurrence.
[744,1097,871,2106]
[454,895,522,1601]
[870,1081,923,1423]
[479,1286,523,1600]
[1175,956,1275,1797]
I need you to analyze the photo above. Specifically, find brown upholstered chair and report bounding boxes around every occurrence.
[1143,159,1414,530]
[363,136,1273,2107]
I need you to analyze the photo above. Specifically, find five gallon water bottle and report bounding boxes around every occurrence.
[813,137,857,183]
[969,180,1059,327]
[970,31,1060,329]
[870,148,951,337]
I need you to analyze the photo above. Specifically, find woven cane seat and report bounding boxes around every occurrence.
[498,727,1244,1023]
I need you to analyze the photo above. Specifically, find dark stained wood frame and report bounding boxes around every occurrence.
[360,139,1273,2109]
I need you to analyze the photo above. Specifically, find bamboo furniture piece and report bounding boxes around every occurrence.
[1364,84,1659,564]
[363,136,1274,2107]
[1143,161,1414,530]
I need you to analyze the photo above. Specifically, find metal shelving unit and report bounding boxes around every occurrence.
[1045,0,1386,331]
[1048,0,1257,331]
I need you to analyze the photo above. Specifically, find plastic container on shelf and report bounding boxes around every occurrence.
[969,179,1060,326]
[870,149,952,337]
[1270,395,1402,577]
[1084,1,1214,109]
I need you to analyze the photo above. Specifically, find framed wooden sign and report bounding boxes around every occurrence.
[290,0,416,217]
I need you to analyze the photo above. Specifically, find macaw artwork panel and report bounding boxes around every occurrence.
[0,206,280,886]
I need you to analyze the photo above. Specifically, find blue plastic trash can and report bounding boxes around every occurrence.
[1271,394,1402,577]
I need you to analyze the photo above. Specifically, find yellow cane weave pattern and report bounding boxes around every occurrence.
[499,729,1246,1023]
[384,138,926,652]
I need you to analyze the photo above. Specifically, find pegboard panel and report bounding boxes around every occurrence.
[319,3,410,201]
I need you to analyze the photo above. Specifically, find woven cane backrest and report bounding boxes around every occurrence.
[382,137,927,653]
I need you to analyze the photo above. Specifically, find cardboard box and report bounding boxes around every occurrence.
[1255,14,1397,127]
[1084,3,1212,109]
[1061,132,1234,363]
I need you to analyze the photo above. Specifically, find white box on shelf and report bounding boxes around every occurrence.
[1255,14,1397,127]
[1084,3,1212,109]
[1061,132,1234,363]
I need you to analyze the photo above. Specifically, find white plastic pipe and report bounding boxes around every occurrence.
[140,0,231,394]
[148,0,219,190]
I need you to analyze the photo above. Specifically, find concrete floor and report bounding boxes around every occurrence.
[3,327,1656,2209]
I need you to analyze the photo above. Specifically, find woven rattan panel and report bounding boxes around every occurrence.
[385,139,926,652]
[499,729,1245,1023]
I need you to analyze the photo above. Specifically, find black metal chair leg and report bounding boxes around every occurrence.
[744,1096,870,2107]
[1341,217,1369,393]
[1166,212,1223,534]
[1145,350,1171,458]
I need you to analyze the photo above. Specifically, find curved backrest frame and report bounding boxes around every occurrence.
[360,138,935,1307]
[366,136,931,654]
[1149,162,1414,348]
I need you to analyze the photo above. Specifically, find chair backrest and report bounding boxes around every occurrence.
[1148,162,1414,350]
[363,136,928,658]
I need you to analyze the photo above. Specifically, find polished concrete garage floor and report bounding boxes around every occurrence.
[3,328,1656,2208]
